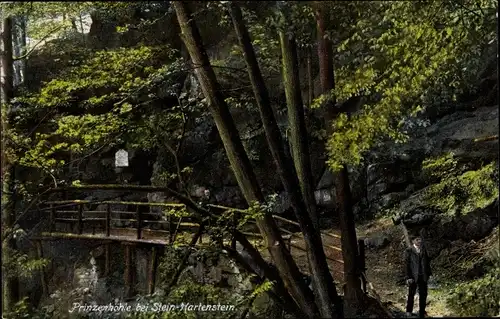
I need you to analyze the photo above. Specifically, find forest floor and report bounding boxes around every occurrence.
[287,216,456,318]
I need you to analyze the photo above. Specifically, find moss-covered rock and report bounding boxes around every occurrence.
[393,152,498,225]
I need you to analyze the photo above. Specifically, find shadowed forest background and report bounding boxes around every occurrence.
[1,1,498,318]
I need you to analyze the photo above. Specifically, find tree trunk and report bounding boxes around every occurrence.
[314,3,335,105]
[307,46,314,108]
[279,33,319,231]
[228,3,340,318]
[1,13,20,313]
[232,231,307,318]
[12,16,25,86]
[314,2,365,308]
[335,167,364,305]
[172,2,317,317]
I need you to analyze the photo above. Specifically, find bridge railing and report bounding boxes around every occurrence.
[40,199,366,286]
[43,200,199,244]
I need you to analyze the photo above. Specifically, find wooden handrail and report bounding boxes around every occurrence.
[42,196,347,280]
[321,231,341,239]
[272,214,300,227]
[46,184,182,193]
[44,200,186,207]
[206,204,247,213]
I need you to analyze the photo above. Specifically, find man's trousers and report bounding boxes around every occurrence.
[406,279,428,317]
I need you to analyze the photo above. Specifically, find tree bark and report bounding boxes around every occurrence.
[314,2,365,308]
[228,3,340,318]
[279,31,318,231]
[232,231,307,318]
[314,3,335,105]
[335,167,364,304]
[307,46,314,108]
[172,2,316,317]
[1,13,20,313]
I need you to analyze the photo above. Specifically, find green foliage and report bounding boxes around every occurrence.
[422,152,460,179]
[163,206,191,219]
[23,46,176,109]
[325,0,497,169]
[2,297,52,319]
[249,279,274,299]
[13,45,185,171]
[1,245,49,279]
[422,158,498,216]
[2,2,92,41]
[218,3,282,76]
[447,265,500,317]
[241,195,279,226]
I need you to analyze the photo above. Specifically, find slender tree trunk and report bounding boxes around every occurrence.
[314,1,365,308]
[228,3,340,318]
[335,167,364,304]
[307,46,314,108]
[1,13,20,313]
[314,3,335,106]
[172,2,317,317]
[279,32,318,231]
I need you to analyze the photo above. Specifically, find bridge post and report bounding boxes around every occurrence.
[104,244,110,277]
[106,204,111,237]
[148,246,159,295]
[49,204,55,232]
[168,216,174,244]
[77,203,83,234]
[136,205,142,240]
[124,243,135,298]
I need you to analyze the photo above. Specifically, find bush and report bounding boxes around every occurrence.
[422,155,498,216]
[447,247,500,317]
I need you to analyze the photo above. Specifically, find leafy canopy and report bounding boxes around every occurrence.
[321,0,497,170]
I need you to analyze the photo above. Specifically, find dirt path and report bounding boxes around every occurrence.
[259,216,456,317]
[358,218,454,318]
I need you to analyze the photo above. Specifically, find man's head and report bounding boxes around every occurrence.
[412,236,422,249]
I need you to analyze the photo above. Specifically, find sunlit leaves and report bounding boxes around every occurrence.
[423,161,498,216]
[326,0,496,170]
[18,112,124,169]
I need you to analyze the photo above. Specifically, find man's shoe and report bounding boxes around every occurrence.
[418,311,427,317]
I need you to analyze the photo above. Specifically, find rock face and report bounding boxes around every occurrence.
[184,249,251,294]
[364,235,391,250]
[361,105,498,217]
[359,105,498,282]
[311,106,498,224]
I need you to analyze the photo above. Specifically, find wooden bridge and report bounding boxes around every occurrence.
[29,186,366,298]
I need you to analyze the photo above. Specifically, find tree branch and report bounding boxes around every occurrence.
[164,223,206,296]
[13,24,66,61]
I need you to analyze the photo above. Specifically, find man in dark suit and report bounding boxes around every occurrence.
[405,235,432,318]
